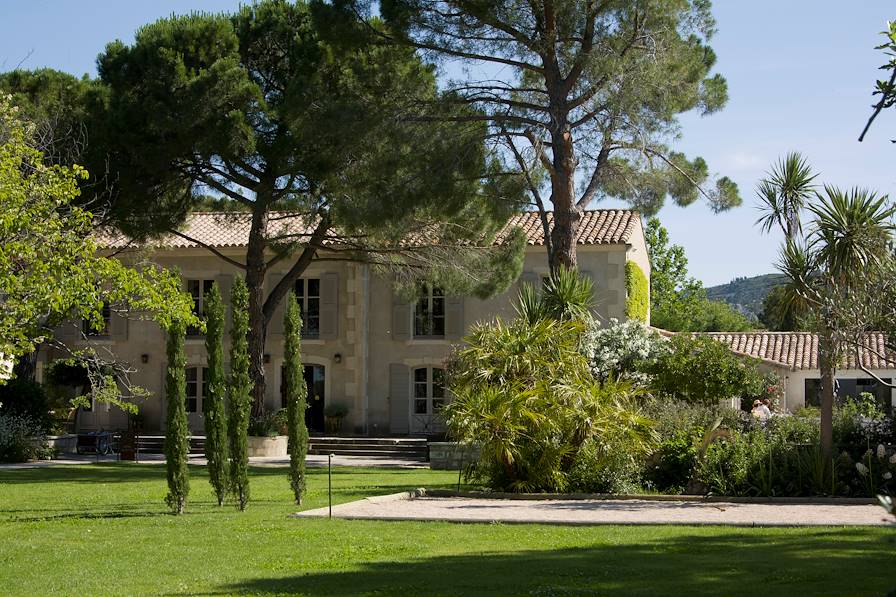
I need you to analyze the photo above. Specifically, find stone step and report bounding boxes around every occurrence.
[308,437,428,446]
[307,448,428,459]
[308,442,426,451]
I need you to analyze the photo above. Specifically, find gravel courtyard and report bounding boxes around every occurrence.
[296,492,894,527]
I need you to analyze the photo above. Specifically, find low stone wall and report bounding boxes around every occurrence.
[429,442,479,470]
[247,435,288,457]
[45,434,78,454]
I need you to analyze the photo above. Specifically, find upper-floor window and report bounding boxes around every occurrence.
[185,366,208,414]
[295,278,320,338]
[187,279,215,336]
[414,286,444,338]
[413,367,446,415]
[82,303,111,337]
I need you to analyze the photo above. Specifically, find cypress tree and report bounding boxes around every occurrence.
[228,277,251,510]
[284,293,309,504]
[203,282,229,506]
[164,320,190,514]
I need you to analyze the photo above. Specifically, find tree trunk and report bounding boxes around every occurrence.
[819,334,836,476]
[548,128,580,270]
[245,208,269,418]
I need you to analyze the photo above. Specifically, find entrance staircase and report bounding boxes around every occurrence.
[136,435,206,456]
[307,437,429,461]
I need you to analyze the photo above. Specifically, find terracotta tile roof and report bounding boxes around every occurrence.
[98,209,641,249]
[704,332,896,371]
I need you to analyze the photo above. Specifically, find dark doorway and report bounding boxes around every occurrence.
[304,365,325,433]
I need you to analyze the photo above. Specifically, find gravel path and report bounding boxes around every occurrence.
[0,454,428,469]
[296,493,894,527]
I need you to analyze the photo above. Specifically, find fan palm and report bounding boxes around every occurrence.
[756,152,817,240]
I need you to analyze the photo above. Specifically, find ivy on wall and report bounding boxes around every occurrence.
[625,262,649,322]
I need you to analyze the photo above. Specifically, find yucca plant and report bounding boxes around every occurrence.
[755,152,817,241]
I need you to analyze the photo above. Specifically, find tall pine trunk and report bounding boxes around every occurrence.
[245,209,269,419]
[203,283,229,506]
[164,321,190,514]
[228,277,252,511]
[284,293,309,504]
[548,115,580,271]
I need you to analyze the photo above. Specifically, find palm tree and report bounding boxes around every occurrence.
[756,152,818,241]
[777,186,895,463]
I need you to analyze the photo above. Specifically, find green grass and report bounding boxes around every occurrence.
[0,463,893,596]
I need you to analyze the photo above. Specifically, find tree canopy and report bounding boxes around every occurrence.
[361,0,741,268]
[0,95,194,407]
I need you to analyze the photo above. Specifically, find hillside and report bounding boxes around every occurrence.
[705,273,787,320]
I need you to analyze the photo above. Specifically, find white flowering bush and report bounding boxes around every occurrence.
[580,318,665,385]
[853,443,896,496]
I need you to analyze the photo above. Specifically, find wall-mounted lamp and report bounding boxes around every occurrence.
[263,353,271,364]
[334,353,342,364]
[141,354,149,364]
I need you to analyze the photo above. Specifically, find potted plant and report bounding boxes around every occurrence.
[247,411,288,457]
[324,403,349,434]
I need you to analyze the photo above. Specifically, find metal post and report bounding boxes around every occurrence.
[328,453,334,518]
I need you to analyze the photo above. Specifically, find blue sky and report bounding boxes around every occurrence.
[1,1,894,285]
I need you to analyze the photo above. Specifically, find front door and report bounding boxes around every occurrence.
[304,365,325,433]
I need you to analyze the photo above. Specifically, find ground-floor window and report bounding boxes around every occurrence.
[805,377,892,412]
[185,366,208,414]
[411,367,446,434]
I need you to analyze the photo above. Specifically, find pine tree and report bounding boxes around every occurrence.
[283,293,309,504]
[164,320,190,514]
[203,282,229,506]
[228,277,251,510]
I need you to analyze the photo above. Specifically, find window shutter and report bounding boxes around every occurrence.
[389,363,410,434]
[319,272,339,340]
[109,311,129,342]
[445,295,464,340]
[267,273,286,339]
[520,271,540,290]
[216,274,234,336]
[391,287,411,341]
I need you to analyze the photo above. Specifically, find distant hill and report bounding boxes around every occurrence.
[705,274,787,321]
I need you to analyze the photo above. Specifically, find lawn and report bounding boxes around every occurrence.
[0,464,893,596]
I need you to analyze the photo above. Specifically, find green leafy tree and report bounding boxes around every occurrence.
[283,293,309,505]
[776,186,896,462]
[94,0,525,416]
[645,218,753,332]
[370,0,741,269]
[203,283,229,506]
[228,277,252,511]
[164,320,190,515]
[0,95,194,401]
[859,20,896,142]
[648,335,764,406]
[755,152,817,241]
[759,285,801,331]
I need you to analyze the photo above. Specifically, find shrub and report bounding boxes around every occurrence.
[0,413,47,463]
[164,320,190,515]
[203,282,229,506]
[228,276,251,511]
[644,430,699,493]
[0,378,52,432]
[624,262,649,322]
[580,319,663,386]
[569,436,644,494]
[284,293,309,505]
[647,334,765,405]
[324,403,349,419]
[248,411,280,437]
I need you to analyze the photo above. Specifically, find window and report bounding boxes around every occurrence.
[805,377,892,412]
[187,279,215,336]
[295,279,320,338]
[82,303,111,336]
[414,286,445,338]
[413,367,446,415]
[185,366,208,414]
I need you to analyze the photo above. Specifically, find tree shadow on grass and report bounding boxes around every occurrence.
[212,527,896,597]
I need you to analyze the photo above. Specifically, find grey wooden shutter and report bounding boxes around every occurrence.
[216,274,234,336]
[579,269,596,312]
[520,271,540,291]
[267,273,286,339]
[391,287,411,341]
[445,295,464,340]
[109,311,129,342]
[319,272,338,340]
[389,363,410,434]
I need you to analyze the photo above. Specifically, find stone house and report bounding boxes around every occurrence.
[39,209,650,435]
